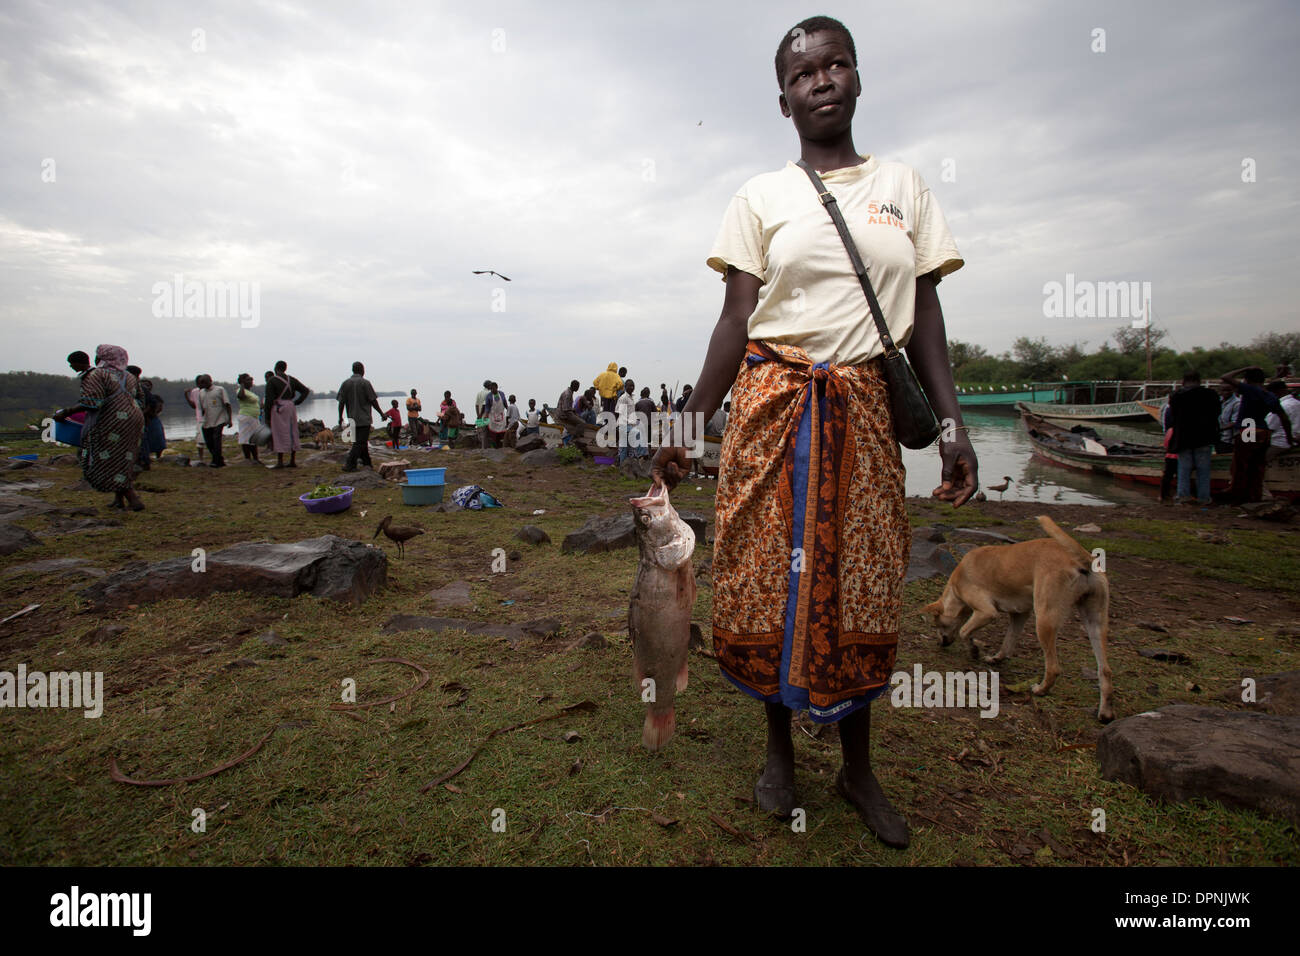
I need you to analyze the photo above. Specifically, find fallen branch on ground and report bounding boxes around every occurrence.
[420,701,598,793]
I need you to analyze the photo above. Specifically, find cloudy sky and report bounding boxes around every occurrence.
[2,0,1297,406]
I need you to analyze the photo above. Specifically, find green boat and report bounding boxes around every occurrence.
[956,384,1062,407]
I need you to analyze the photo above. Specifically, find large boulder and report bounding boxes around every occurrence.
[1097,704,1300,824]
[514,434,546,454]
[520,448,561,467]
[562,512,706,555]
[905,533,960,583]
[79,535,387,608]
[516,525,551,545]
[331,470,388,489]
[0,523,39,556]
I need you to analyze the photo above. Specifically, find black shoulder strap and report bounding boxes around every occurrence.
[795,159,898,358]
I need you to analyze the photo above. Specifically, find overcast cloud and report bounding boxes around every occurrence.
[2,0,1297,404]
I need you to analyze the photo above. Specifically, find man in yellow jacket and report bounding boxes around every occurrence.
[594,362,623,414]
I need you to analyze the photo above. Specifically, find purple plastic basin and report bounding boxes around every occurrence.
[299,486,354,514]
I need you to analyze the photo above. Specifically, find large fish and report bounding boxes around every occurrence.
[628,483,696,751]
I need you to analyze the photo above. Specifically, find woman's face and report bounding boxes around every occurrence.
[778,31,861,141]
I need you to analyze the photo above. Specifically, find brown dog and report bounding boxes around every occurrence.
[921,515,1114,722]
[316,428,335,450]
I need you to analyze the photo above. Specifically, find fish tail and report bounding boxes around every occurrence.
[642,706,675,752]
[675,660,688,693]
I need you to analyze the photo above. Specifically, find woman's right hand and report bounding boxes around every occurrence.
[52,408,67,422]
[651,443,689,491]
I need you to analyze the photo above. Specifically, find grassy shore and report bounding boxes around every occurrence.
[0,434,1297,866]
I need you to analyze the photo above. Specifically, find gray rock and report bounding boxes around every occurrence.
[426,579,473,608]
[256,630,288,647]
[905,536,960,583]
[44,515,120,534]
[0,479,55,492]
[81,623,128,644]
[4,557,105,579]
[520,448,561,467]
[514,434,546,454]
[520,617,564,640]
[578,632,609,649]
[0,493,59,521]
[332,470,388,490]
[952,528,1018,544]
[0,522,39,555]
[171,456,191,466]
[477,447,515,463]
[79,535,388,608]
[516,525,551,545]
[1097,704,1300,824]
[562,511,707,555]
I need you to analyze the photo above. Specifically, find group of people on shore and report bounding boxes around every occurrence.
[1160,366,1296,505]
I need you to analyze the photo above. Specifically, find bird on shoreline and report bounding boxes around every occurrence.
[373,515,425,558]
[988,476,1014,501]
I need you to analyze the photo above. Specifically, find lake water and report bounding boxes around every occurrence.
[160,400,1163,507]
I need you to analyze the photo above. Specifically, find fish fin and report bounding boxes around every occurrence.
[642,707,675,752]
[675,661,688,693]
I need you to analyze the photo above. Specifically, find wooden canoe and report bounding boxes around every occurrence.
[1018,408,1300,500]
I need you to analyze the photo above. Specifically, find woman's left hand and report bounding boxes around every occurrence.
[52,408,67,422]
[933,435,979,507]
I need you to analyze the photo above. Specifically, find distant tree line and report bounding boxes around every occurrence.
[949,329,1298,384]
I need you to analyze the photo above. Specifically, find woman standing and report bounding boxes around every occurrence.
[235,373,263,463]
[53,344,147,511]
[383,400,403,446]
[486,383,508,448]
[438,391,461,443]
[265,360,310,469]
[653,16,977,849]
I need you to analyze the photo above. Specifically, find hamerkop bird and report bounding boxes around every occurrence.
[373,515,424,558]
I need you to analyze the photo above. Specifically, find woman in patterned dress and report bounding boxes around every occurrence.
[653,16,978,849]
[54,344,146,511]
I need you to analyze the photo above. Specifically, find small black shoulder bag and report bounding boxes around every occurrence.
[796,159,940,449]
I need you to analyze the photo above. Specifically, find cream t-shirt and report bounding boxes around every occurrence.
[706,155,962,367]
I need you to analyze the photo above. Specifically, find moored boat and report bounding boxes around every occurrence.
[1017,408,1300,500]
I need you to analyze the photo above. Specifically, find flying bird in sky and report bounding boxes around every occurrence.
[472,270,512,281]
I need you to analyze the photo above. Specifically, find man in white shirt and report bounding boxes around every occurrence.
[615,380,639,463]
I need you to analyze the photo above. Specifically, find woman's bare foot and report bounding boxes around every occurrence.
[836,767,909,848]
